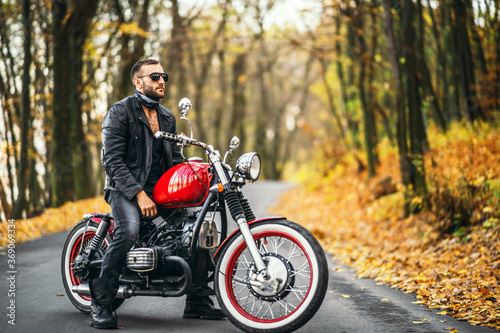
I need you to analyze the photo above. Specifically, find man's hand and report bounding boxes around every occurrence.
[136,190,157,217]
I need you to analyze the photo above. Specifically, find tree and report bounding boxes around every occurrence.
[402,0,427,203]
[382,0,412,212]
[453,0,485,121]
[50,0,99,207]
[15,0,33,218]
[164,0,189,105]
[349,0,378,177]
[191,0,230,143]
[113,0,151,101]
[416,0,447,131]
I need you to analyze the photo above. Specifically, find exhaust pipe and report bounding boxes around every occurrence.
[71,283,90,296]
[71,283,130,299]
[70,256,191,299]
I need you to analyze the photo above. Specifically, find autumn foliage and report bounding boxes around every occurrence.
[272,122,500,330]
[0,197,110,247]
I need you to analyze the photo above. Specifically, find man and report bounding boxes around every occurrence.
[93,59,224,329]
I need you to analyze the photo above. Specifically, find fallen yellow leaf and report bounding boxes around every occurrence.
[341,295,351,298]
[437,311,447,316]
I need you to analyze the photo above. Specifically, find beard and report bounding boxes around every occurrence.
[143,83,164,101]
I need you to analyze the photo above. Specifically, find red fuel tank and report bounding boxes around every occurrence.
[153,162,212,208]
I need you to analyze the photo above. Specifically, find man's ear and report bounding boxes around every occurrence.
[133,78,141,89]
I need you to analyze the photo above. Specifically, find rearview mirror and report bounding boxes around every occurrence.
[178,97,192,116]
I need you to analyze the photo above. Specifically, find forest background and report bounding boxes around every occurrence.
[1,0,500,329]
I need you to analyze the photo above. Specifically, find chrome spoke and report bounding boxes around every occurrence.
[240,253,252,269]
[227,234,312,321]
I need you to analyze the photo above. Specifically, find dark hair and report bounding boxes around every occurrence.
[131,58,160,82]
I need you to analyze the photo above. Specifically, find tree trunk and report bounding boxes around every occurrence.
[0,73,17,209]
[193,1,229,143]
[335,13,358,149]
[15,0,33,218]
[114,0,150,101]
[33,0,50,209]
[0,177,12,220]
[254,56,271,174]
[353,0,376,177]
[282,52,315,171]
[495,0,500,109]
[465,0,488,76]
[230,53,247,148]
[50,0,99,207]
[318,55,347,144]
[0,10,21,180]
[453,0,485,121]
[416,0,446,131]
[443,0,463,121]
[165,0,188,106]
[427,0,452,123]
[36,0,53,207]
[214,47,227,149]
[402,0,427,202]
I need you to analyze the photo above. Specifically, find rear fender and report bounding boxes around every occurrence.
[212,216,286,263]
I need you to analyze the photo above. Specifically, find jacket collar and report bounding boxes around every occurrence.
[132,96,172,132]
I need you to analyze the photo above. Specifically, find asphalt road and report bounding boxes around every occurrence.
[0,181,496,333]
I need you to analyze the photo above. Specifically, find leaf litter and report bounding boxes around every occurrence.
[271,123,500,330]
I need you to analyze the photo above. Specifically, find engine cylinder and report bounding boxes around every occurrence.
[126,248,157,272]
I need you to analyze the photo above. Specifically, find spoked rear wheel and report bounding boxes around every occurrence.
[61,220,124,314]
[215,220,328,333]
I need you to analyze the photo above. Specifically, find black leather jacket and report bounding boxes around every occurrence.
[101,96,183,200]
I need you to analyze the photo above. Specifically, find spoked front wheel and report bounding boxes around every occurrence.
[215,219,328,333]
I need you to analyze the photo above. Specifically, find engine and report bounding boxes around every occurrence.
[124,217,218,274]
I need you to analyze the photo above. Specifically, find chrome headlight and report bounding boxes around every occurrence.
[236,153,261,181]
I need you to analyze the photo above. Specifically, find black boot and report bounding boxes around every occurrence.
[183,294,226,320]
[89,277,117,329]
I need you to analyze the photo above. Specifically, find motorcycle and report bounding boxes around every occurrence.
[61,98,328,332]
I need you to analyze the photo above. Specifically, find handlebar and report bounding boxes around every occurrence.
[154,131,208,150]
[155,131,226,178]
[154,131,182,142]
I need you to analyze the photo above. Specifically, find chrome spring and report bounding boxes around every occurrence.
[89,234,104,251]
[238,192,256,222]
[225,190,245,221]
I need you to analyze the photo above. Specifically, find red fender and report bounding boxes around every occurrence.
[212,216,287,262]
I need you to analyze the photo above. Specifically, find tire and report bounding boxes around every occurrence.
[215,220,328,333]
[61,220,124,314]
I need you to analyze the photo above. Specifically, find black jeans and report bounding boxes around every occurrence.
[100,190,141,279]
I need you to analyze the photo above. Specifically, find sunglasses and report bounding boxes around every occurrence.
[137,72,169,82]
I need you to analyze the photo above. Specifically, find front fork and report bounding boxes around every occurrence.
[236,217,268,275]
[210,155,268,276]
[224,190,268,276]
